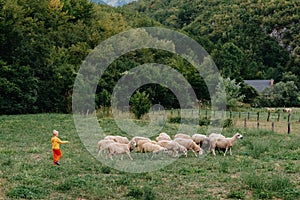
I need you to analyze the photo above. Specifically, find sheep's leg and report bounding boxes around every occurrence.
[212,148,216,156]
[126,152,133,160]
[229,148,232,156]
[223,148,228,156]
[192,150,198,157]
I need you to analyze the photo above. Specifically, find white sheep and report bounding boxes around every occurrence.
[135,139,157,152]
[266,107,276,112]
[210,133,243,156]
[104,135,129,144]
[130,136,151,145]
[174,133,192,140]
[141,142,167,158]
[106,141,136,160]
[283,108,292,113]
[156,132,172,142]
[97,139,116,157]
[192,134,208,146]
[208,133,225,140]
[157,140,187,157]
[174,138,203,157]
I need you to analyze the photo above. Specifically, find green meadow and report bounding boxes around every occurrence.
[0,114,300,199]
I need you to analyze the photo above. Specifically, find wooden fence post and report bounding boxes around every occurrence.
[257,112,260,121]
[248,112,250,120]
[288,122,291,134]
[230,111,232,119]
[277,112,280,121]
[257,121,259,129]
[267,111,270,122]
[244,118,247,128]
[239,112,241,119]
[272,121,274,132]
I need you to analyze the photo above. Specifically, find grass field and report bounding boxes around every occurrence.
[0,113,300,199]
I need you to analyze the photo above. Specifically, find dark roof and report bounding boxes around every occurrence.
[244,80,273,93]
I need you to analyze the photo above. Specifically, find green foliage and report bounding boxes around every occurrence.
[1,0,300,113]
[212,77,245,110]
[130,90,151,119]
[223,118,233,128]
[0,61,38,114]
[6,186,49,199]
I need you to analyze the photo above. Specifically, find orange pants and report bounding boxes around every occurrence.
[52,149,62,165]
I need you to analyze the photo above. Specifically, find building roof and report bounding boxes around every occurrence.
[244,80,273,93]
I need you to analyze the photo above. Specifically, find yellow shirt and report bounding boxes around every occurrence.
[51,136,68,150]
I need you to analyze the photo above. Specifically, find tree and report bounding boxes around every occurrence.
[0,61,38,114]
[130,91,151,119]
[272,81,299,107]
[212,77,245,110]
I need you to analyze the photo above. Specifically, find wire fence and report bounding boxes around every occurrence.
[96,107,300,134]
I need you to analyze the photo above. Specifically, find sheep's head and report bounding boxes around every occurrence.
[235,133,243,139]
[129,140,137,151]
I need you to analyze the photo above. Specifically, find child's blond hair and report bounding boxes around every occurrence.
[53,130,59,136]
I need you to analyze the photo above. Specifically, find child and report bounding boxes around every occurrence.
[51,129,69,166]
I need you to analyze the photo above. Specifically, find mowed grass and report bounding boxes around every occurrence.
[0,114,300,199]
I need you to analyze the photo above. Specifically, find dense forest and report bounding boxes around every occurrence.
[1,0,300,114]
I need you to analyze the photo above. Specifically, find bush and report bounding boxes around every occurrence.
[130,91,151,119]
[223,118,233,128]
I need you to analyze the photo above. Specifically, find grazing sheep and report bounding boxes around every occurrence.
[174,138,203,157]
[135,139,157,152]
[174,133,192,140]
[192,134,208,146]
[210,133,243,156]
[130,136,151,145]
[104,135,129,144]
[266,107,276,112]
[208,133,225,140]
[141,142,167,158]
[283,108,292,113]
[106,142,136,160]
[157,140,187,157]
[97,139,116,157]
[156,132,172,142]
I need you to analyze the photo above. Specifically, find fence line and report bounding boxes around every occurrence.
[96,107,299,134]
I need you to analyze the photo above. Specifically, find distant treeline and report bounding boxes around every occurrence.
[1,0,299,114]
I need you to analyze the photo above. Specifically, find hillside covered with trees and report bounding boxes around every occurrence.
[1,0,299,114]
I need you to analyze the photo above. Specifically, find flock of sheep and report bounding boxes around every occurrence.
[97,132,243,160]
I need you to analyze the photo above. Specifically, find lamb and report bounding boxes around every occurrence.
[106,141,136,160]
[174,133,192,140]
[97,139,116,157]
[157,140,187,157]
[141,142,167,158]
[104,135,129,144]
[210,133,243,156]
[156,132,172,142]
[174,138,203,157]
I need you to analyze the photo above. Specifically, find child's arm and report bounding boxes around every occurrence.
[57,138,69,144]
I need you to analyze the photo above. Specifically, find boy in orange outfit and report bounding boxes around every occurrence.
[51,129,69,166]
